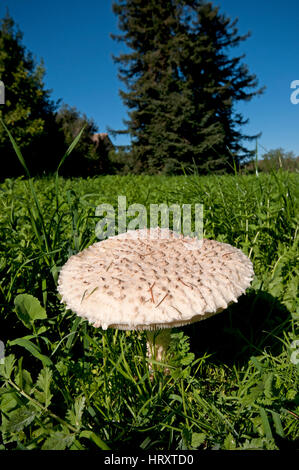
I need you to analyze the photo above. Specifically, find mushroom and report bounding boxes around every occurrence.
[57,228,254,368]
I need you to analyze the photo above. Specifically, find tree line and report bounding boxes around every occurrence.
[0,12,115,178]
[1,2,295,179]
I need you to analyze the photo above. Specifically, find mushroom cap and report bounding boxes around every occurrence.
[57,228,254,330]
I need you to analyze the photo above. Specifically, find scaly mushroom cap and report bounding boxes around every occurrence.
[57,228,254,330]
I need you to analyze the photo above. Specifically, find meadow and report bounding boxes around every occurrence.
[0,167,298,450]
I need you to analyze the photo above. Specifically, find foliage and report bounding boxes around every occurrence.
[0,12,63,177]
[55,104,114,176]
[0,12,114,179]
[244,147,299,174]
[0,131,298,450]
[111,0,264,174]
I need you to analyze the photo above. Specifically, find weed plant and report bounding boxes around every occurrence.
[0,125,298,450]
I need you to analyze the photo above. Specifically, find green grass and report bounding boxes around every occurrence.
[0,169,298,450]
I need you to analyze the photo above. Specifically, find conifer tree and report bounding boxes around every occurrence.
[0,12,62,176]
[112,0,264,173]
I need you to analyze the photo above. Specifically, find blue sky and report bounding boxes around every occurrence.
[1,0,299,156]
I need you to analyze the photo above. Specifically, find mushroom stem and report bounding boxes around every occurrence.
[146,328,172,369]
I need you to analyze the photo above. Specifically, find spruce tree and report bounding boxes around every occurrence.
[112,0,264,173]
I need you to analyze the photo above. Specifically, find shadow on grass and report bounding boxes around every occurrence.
[183,290,292,365]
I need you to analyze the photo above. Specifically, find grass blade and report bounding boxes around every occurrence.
[80,430,111,450]
[0,117,31,178]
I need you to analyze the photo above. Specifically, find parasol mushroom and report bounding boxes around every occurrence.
[57,228,254,367]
